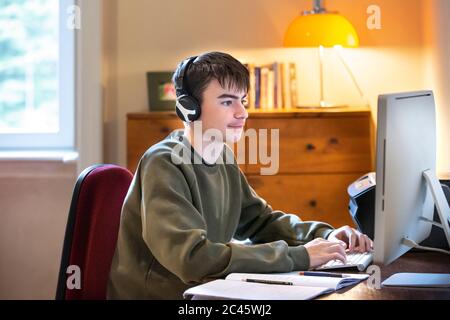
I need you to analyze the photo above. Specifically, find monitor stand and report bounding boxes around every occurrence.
[383,169,450,288]
[421,169,450,247]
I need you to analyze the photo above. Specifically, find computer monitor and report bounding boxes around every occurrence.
[373,90,450,266]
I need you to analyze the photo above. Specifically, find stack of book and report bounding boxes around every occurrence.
[244,62,297,110]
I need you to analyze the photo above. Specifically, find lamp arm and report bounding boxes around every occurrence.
[334,47,370,107]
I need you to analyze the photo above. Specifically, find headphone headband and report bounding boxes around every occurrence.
[175,56,197,97]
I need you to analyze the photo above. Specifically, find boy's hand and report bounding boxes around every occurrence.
[304,238,347,269]
[327,225,373,253]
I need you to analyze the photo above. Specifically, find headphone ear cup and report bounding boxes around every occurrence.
[175,95,201,122]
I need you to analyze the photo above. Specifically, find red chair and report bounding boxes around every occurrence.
[56,164,133,300]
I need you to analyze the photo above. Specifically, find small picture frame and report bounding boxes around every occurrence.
[146,71,177,111]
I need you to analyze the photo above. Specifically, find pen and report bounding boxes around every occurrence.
[245,278,293,285]
[299,271,348,278]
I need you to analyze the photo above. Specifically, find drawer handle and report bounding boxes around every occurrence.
[306,143,316,151]
[309,200,317,208]
[160,127,170,133]
[329,137,339,145]
[247,177,262,188]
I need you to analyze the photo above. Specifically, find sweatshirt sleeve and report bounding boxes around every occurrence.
[235,169,334,246]
[139,152,319,285]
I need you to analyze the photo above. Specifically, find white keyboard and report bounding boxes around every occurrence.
[315,251,373,272]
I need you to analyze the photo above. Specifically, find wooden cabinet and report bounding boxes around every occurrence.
[245,174,366,227]
[127,107,374,227]
[127,112,182,172]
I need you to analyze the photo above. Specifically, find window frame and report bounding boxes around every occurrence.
[0,0,75,151]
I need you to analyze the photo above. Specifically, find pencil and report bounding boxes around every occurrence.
[299,271,348,278]
[245,278,293,285]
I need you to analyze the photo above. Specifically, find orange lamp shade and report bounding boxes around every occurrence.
[283,13,359,48]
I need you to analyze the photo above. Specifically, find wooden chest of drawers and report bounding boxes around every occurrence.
[127,107,374,228]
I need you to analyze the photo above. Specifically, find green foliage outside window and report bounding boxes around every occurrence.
[0,0,59,133]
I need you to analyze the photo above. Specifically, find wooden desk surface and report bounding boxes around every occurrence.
[321,252,450,300]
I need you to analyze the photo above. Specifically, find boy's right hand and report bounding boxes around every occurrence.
[304,238,347,269]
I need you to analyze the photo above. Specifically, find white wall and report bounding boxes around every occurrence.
[423,0,450,174]
[0,162,75,299]
[76,0,103,174]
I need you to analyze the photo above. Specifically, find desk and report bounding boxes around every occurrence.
[321,252,450,299]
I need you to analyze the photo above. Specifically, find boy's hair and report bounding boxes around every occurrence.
[172,51,250,105]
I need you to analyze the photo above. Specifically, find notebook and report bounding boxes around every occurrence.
[183,271,369,300]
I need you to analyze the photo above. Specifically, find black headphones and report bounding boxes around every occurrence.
[174,56,201,122]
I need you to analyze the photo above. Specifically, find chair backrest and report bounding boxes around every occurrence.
[56,164,133,300]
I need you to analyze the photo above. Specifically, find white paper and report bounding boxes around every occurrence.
[184,272,368,300]
[184,279,333,300]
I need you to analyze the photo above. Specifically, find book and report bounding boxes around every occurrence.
[260,67,268,109]
[244,61,297,110]
[275,62,283,109]
[288,63,297,107]
[247,63,255,109]
[183,271,369,300]
[267,68,274,110]
[254,67,261,109]
[281,62,291,109]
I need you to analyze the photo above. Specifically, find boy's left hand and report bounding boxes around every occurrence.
[327,225,373,253]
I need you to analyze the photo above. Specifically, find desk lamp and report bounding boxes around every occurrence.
[284,0,367,108]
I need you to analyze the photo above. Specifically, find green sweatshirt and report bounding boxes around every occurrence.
[107,129,334,299]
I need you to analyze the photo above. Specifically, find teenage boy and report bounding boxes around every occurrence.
[107,51,373,299]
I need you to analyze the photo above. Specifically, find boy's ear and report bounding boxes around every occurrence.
[176,95,201,122]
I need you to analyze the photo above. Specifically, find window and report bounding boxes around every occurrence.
[0,0,75,150]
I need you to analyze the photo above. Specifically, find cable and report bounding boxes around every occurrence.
[401,238,450,255]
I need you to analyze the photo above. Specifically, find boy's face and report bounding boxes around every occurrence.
[197,79,248,143]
